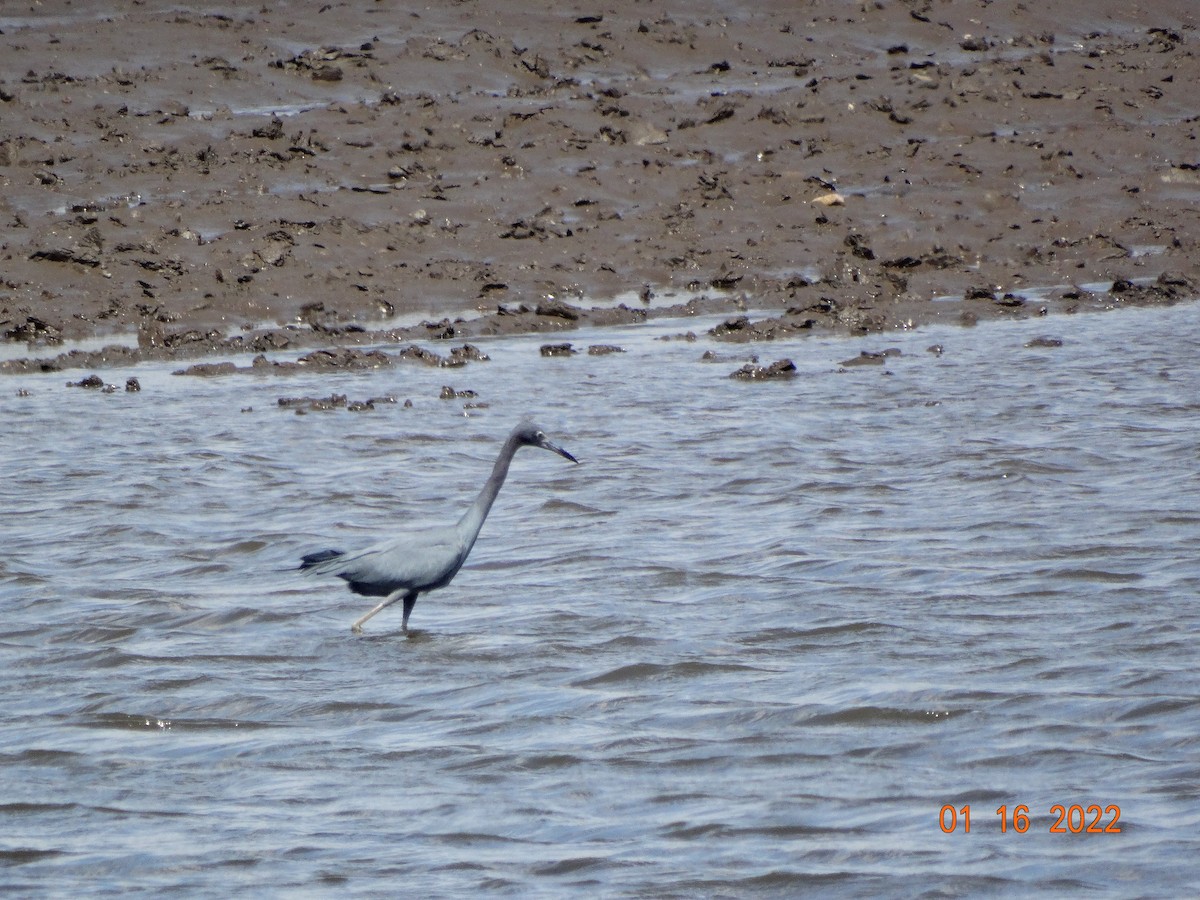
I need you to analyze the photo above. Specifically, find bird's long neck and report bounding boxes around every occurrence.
[456,432,521,548]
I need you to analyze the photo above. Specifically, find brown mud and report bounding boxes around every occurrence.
[1,1,1198,374]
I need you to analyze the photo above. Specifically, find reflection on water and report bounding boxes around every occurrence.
[2,304,1199,894]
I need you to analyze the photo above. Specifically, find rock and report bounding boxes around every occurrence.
[448,344,490,363]
[396,345,451,367]
[710,272,743,289]
[812,191,845,206]
[629,122,669,146]
[729,358,796,380]
[711,316,751,336]
[30,247,99,267]
[5,316,62,343]
[840,348,901,367]
[535,300,581,320]
[708,310,819,342]
[173,362,237,376]
[1110,272,1196,304]
[67,374,107,388]
[844,233,875,260]
[295,347,391,370]
[278,394,348,411]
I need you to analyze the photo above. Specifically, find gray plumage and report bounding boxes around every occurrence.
[300,423,578,633]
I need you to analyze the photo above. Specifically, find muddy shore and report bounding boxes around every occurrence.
[1,0,1197,373]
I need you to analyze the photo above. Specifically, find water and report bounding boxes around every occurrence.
[2,304,1199,896]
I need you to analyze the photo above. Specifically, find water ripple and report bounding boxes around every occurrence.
[2,306,1199,893]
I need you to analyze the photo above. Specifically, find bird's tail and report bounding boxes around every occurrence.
[299,548,345,572]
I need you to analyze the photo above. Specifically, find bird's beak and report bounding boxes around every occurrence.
[541,437,579,464]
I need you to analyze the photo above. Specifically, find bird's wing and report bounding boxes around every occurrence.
[334,527,463,593]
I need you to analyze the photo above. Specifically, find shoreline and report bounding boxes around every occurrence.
[2,270,1193,376]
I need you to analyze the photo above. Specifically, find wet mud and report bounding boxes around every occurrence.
[1,1,1198,372]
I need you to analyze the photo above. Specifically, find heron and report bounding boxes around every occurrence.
[300,422,578,633]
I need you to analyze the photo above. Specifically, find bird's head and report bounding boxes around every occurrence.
[515,423,578,463]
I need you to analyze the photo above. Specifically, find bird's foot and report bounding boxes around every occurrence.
[351,622,364,634]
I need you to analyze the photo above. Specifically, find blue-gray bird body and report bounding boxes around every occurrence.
[300,423,577,632]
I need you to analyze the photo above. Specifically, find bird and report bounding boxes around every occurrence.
[300,422,578,633]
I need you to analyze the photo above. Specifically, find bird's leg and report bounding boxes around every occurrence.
[401,592,418,632]
[351,589,407,633]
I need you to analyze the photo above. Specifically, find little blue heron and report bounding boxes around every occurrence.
[300,422,578,633]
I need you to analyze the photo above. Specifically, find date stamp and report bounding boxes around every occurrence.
[939,804,1122,834]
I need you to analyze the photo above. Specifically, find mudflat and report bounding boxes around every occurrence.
[1,0,1197,370]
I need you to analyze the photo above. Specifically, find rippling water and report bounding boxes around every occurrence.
[3,304,1199,895]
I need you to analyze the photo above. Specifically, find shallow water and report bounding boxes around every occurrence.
[2,304,1199,896]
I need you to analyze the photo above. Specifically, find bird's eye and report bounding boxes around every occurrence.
[535,431,545,441]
